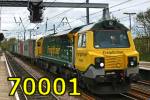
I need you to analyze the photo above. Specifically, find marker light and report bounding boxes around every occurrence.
[95,57,105,69]
[128,57,138,67]
[130,61,134,66]
[100,63,104,68]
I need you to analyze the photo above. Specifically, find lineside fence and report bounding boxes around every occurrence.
[134,37,150,54]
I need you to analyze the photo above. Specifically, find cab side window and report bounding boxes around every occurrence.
[37,42,41,47]
[78,33,86,48]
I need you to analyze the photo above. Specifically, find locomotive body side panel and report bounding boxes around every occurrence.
[42,35,73,65]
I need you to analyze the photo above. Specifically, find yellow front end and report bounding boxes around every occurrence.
[74,20,139,94]
[75,30,139,79]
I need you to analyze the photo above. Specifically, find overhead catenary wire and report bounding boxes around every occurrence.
[4,0,150,38]
[35,0,134,34]
[44,0,89,20]
[14,0,50,39]
[23,0,58,38]
[15,0,136,33]
[32,0,58,30]
[109,0,133,8]
[70,0,150,24]
[110,0,150,14]
[47,0,134,22]
[34,1,88,34]
[69,0,135,24]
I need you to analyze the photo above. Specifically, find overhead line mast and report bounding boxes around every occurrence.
[0,0,110,39]
[124,12,136,31]
[0,0,109,23]
[86,0,89,24]
[0,8,2,32]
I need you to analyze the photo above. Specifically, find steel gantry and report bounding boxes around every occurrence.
[0,0,109,24]
[0,0,108,8]
[0,0,110,40]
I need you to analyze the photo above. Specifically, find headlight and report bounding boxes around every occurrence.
[130,61,134,66]
[95,57,105,68]
[100,62,105,68]
[128,57,137,67]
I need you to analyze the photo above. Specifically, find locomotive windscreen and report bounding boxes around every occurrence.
[94,30,130,48]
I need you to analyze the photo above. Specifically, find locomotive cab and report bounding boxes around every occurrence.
[75,20,139,94]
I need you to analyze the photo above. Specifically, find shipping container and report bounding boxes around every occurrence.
[18,40,24,55]
[14,43,18,54]
[23,39,35,58]
[13,40,19,54]
[9,44,14,53]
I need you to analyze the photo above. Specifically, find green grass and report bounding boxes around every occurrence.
[140,53,150,62]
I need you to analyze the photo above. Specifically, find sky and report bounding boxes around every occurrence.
[1,0,150,39]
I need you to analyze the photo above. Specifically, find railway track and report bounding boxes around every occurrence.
[6,52,95,100]
[6,53,58,100]
[120,80,150,100]
[137,80,150,86]
[6,52,150,100]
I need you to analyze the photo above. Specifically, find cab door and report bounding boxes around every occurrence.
[75,32,88,71]
[35,38,43,57]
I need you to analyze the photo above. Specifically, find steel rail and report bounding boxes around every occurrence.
[6,53,59,100]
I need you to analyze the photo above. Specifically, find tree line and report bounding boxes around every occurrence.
[136,9,150,36]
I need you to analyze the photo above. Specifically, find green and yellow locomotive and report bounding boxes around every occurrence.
[34,20,139,94]
[10,20,139,94]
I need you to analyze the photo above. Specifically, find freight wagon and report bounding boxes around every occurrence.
[9,40,18,54]
[18,40,24,55]
[23,39,36,58]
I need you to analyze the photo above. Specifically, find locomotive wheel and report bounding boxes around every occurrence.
[77,72,86,89]
[85,80,96,92]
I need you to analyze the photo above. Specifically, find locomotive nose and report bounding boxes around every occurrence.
[104,54,126,70]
